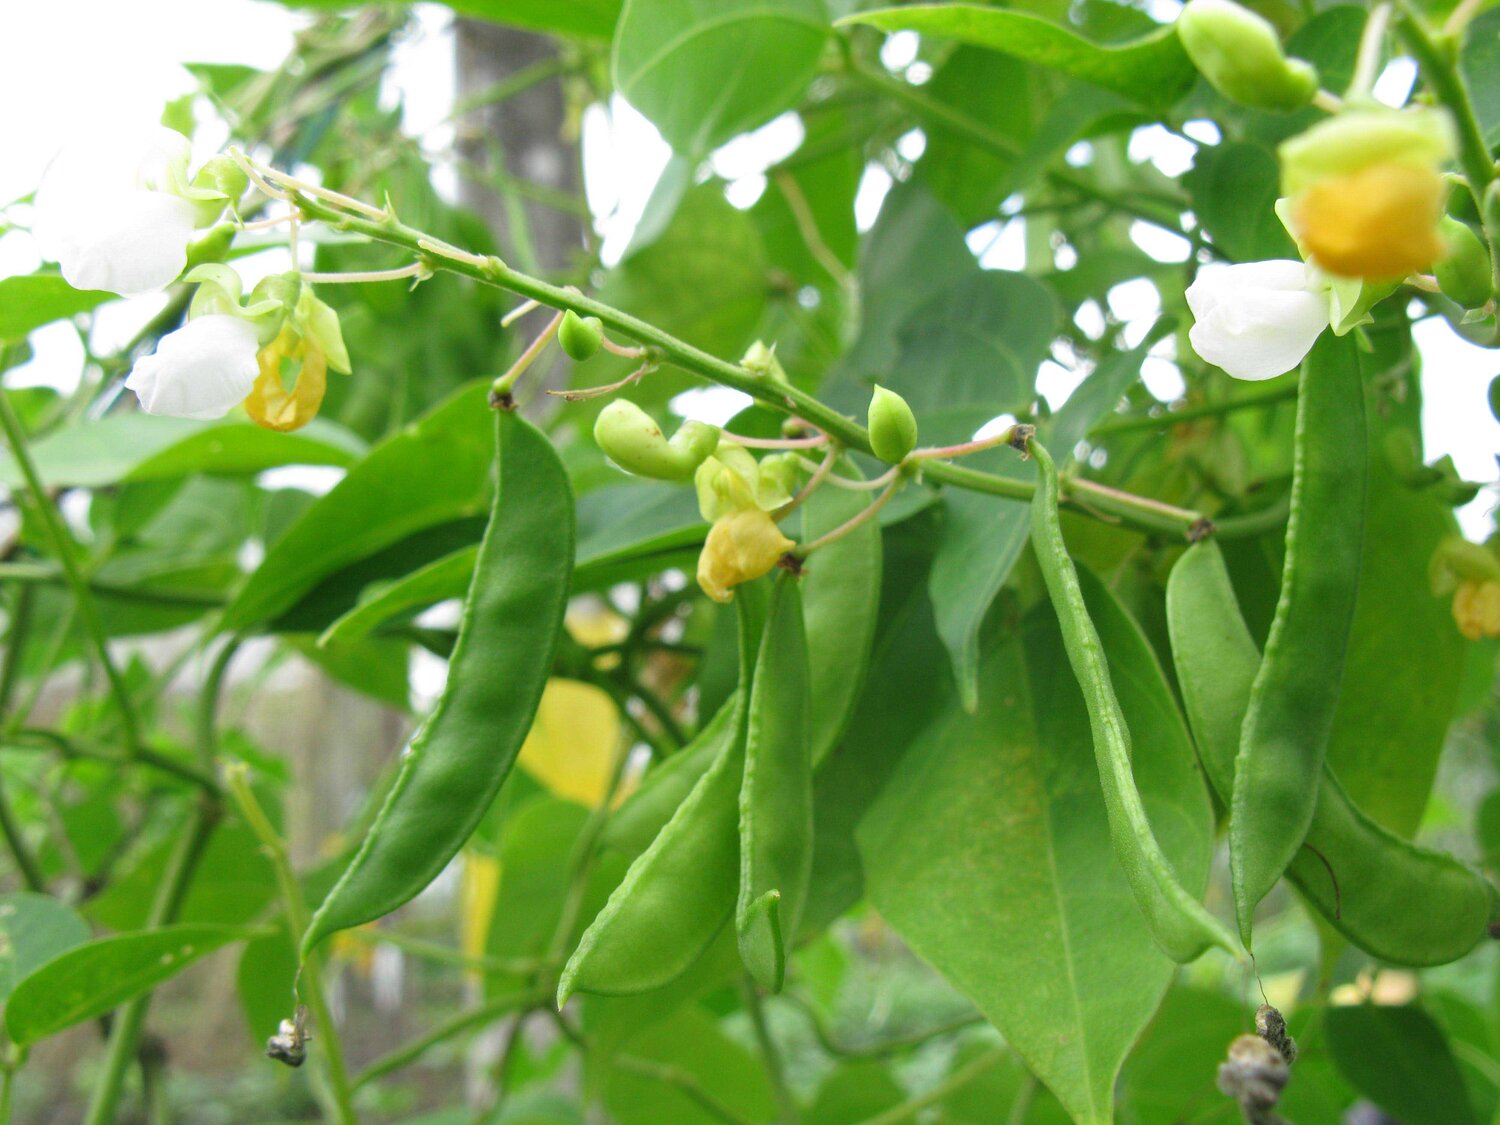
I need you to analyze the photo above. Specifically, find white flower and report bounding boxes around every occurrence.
[32,126,200,297]
[1186,260,1332,381]
[126,315,260,420]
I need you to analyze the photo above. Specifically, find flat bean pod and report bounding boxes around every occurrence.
[302,408,575,957]
[601,696,737,856]
[1168,541,1493,965]
[798,459,882,766]
[737,575,813,992]
[1231,334,1367,946]
[557,590,766,1003]
[1029,436,1241,963]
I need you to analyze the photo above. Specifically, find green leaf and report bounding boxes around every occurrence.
[1117,987,1242,1124]
[223,380,494,631]
[270,0,621,37]
[857,581,1214,1125]
[840,4,1194,111]
[0,274,111,345]
[1324,1005,1478,1125]
[1182,141,1297,262]
[805,1060,906,1123]
[597,1005,777,1123]
[1462,8,1500,147]
[593,187,768,413]
[317,545,478,644]
[613,0,830,156]
[6,924,252,1046]
[0,414,366,490]
[84,821,277,932]
[236,924,298,1050]
[799,460,883,765]
[928,449,1032,714]
[0,894,90,1005]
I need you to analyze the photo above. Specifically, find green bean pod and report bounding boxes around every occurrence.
[1230,334,1366,946]
[601,697,738,856]
[557,589,766,1003]
[302,408,575,957]
[1029,436,1242,963]
[1168,541,1494,965]
[737,575,813,992]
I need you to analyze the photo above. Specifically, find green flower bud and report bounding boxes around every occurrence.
[867,384,918,463]
[295,290,352,374]
[558,310,604,361]
[187,155,250,226]
[595,400,720,483]
[1280,107,1455,198]
[1430,534,1500,596]
[1177,0,1318,112]
[741,340,788,382]
[757,453,802,500]
[1435,216,1493,309]
[185,264,290,345]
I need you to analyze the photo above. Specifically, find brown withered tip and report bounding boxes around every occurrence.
[1188,517,1217,543]
[1008,423,1036,456]
[1487,918,1500,940]
[777,552,805,577]
[488,390,517,412]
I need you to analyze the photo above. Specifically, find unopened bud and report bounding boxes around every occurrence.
[696,508,795,603]
[1177,0,1318,111]
[1435,216,1493,309]
[558,310,604,361]
[594,399,719,482]
[867,384,918,463]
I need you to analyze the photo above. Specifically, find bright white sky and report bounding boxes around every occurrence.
[4,0,1496,535]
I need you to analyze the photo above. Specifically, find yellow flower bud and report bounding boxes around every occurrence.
[1292,162,1447,279]
[696,508,795,604]
[1453,579,1500,640]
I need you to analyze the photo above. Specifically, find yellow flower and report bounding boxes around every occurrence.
[1293,162,1447,280]
[1452,579,1500,640]
[697,508,795,603]
[245,324,328,432]
[1278,107,1455,281]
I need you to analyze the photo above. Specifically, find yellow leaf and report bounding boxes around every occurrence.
[517,678,623,807]
[460,851,501,969]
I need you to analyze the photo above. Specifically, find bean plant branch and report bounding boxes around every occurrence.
[281,187,1233,541]
[81,640,238,1125]
[1396,2,1500,292]
[223,759,357,1125]
[0,390,146,759]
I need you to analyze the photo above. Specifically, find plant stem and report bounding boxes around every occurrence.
[1397,2,1500,293]
[0,391,145,759]
[0,767,42,893]
[0,562,227,608]
[81,800,220,1125]
[0,585,34,722]
[493,310,563,396]
[797,475,902,556]
[612,1054,758,1125]
[285,192,1218,540]
[342,927,549,977]
[223,760,356,1125]
[1088,381,1299,435]
[854,1047,1007,1125]
[5,728,220,793]
[785,994,985,1060]
[353,988,548,1089]
[740,981,798,1124]
[1348,3,1394,101]
[82,641,243,1125]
